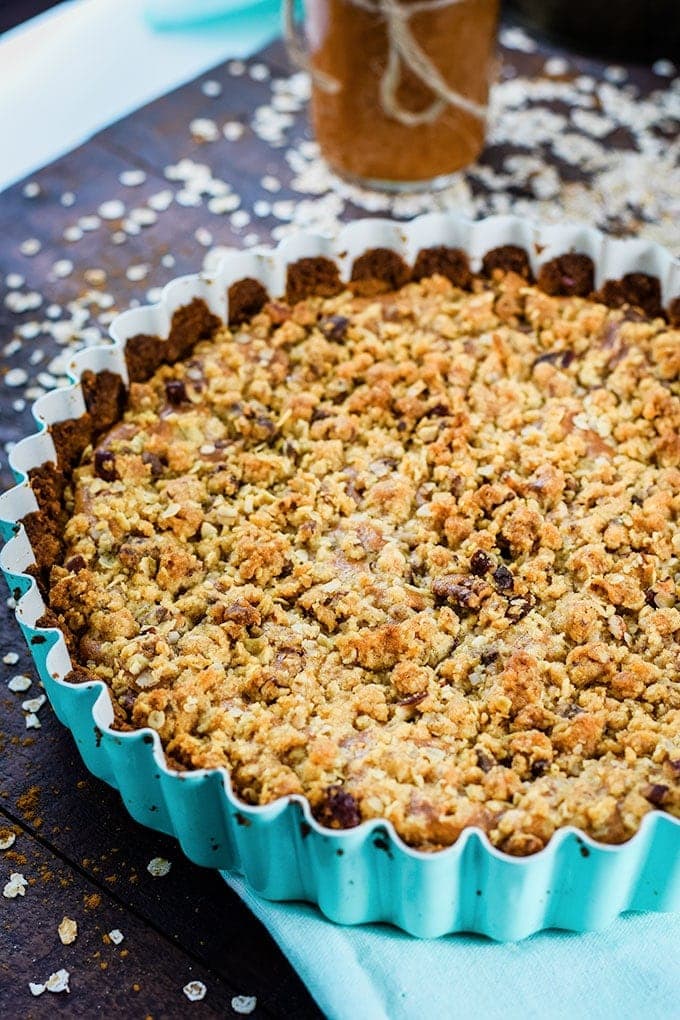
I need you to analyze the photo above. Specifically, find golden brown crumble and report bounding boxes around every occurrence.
[50,271,680,854]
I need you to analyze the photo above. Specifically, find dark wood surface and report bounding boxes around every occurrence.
[0,20,677,1019]
[0,1,65,34]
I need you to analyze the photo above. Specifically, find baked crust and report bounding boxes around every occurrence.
[33,261,680,854]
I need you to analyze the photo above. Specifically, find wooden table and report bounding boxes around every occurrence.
[0,23,677,1018]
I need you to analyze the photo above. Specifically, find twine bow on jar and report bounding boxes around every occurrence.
[283,0,488,126]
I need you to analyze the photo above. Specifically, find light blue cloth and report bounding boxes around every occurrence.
[226,875,680,1019]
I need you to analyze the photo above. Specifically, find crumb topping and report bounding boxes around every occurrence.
[51,272,680,854]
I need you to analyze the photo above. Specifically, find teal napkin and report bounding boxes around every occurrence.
[144,0,278,29]
[225,875,679,1019]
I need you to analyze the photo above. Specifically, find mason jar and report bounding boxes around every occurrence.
[299,0,499,189]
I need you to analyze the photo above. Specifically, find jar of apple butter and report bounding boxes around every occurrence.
[288,0,499,189]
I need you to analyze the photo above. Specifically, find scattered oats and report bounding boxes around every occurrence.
[195,227,213,247]
[223,121,245,141]
[249,63,270,81]
[205,177,230,197]
[271,200,295,221]
[253,200,271,217]
[58,916,78,945]
[201,79,222,97]
[499,25,537,52]
[20,238,41,257]
[48,351,73,375]
[24,385,46,399]
[25,713,41,729]
[544,56,569,77]
[119,169,147,187]
[243,233,260,247]
[230,210,251,229]
[123,219,142,235]
[604,65,627,84]
[98,199,126,220]
[149,189,174,212]
[10,290,44,312]
[261,174,281,193]
[3,338,22,356]
[29,983,45,997]
[0,833,16,850]
[571,108,615,138]
[12,398,26,412]
[46,303,62,318]
[147,856,171,877]
[575,74,595,92]
[128,207,158,227]
[190,118,219,142]
[228,59,246,76]
[4,651,20,664]
[8,675,31,692]
[60,191,76,207]
[652,59,676,77]
[108,928,124,945]
[50,320,75,344]
[29,349,43,366]
[208,193,241,214]
[78,214,100,231]
[3,872,28,898]
[161,253,176,268]
[231,995,257,1014]
[126,264,149,282]
[84,267,107,286]
[6,596,17,610]
[183,981,207,1002]
[45,969,70,994]
[18,320,40,339]
[23,181,41,198]
[63,225,83,242]
[4,368,28,387]
[146,286,164,303]
[52,259,73,279]
[6,273,24,289]
[112,230,127,245]
[551,131,608,171]
[176,189,203,207]
[22,694,46,713]
[251,105,294,144]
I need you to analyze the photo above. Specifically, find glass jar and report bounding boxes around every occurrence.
[300,0,499,189]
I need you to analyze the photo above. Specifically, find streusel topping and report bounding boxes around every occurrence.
[51,271,680,853]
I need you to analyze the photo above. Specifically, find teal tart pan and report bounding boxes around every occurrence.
[2,214,679,939]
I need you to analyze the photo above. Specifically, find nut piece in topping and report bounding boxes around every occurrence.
[183,980,207,1002]
[470,549,492,576]
[231,995,257,1015]
[147,856,171,877]
[94,449,118,481]
[492,564,514,591]
[58,916,78,945]
[312,786,361,830]
[165,379,189,406]
[319,314,349,341]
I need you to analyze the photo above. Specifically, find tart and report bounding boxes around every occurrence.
[27,238,680,857]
